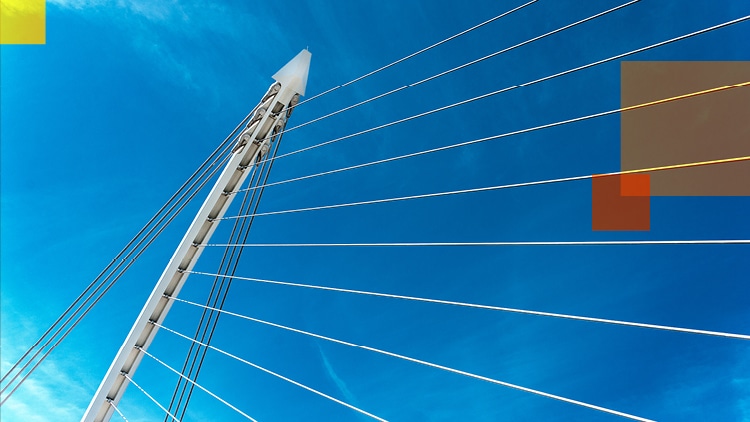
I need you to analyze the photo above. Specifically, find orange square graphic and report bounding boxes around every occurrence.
[620,173,650,197]
[592,174,650,231]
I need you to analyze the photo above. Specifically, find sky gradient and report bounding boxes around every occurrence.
[1,0,749,421]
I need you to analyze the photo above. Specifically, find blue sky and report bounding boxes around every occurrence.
[1,0,749,421]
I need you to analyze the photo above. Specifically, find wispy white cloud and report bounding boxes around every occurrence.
[316,343,358,406]
[48,0,198,91]
[731,352,750,421]
[47,0,181,22]
[734,377,750,421]
[1,365,87,422]
[46,0,286,100]
[656,348,750,421]
[0,303,92,422]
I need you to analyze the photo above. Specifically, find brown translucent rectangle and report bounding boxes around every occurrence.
[621,61,750,196]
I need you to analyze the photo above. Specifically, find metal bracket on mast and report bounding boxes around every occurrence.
[82,49,311,422]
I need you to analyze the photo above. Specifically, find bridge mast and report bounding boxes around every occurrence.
[82,50,311,422]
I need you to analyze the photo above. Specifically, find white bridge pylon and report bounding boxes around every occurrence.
[82,50,311,422]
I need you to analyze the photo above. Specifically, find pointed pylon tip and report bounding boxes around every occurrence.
[273,49,311,96]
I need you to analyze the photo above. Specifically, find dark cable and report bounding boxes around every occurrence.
[175,125,287,419]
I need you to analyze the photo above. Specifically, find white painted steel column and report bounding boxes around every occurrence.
[82,50,311,422]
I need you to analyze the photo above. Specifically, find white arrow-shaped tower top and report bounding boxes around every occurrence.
[273,49,311,96]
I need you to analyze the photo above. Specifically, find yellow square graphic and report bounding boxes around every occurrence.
[1,0,46,44]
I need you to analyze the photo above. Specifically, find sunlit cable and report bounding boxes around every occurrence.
[204,240,750,247]
[166,178,260,421]
[152,322,388,422]
[120,372,181,422]
[164,299,654,422]
[229,156,748,218]
[138,347,259,422]
[237,83,748,196]
[168,124,289,420]
[227,155,749,219]
[296,0,538,106]
[281,0,638,136]
[257,15,750,166]
[108,399,130,422]
[185,271,750,341]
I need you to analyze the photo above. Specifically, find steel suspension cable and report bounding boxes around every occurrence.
[172,191,259,420]
[162,300,654,422]
[165,158,263,420]
[108,399,130,422]
[183,272,750,340]
[227,156,750,220]
[238,81,748,196]
[0,113,250,392]
[205,240,750,247]
[256,15,750,167]
[171,129,287,420]
[225,84,749,221]
[138,347,259,422]
[295,0,538,107]
[225,154,750,220]
[153,322,389,422]
[121,372,181,422]
[276,0,638,137]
